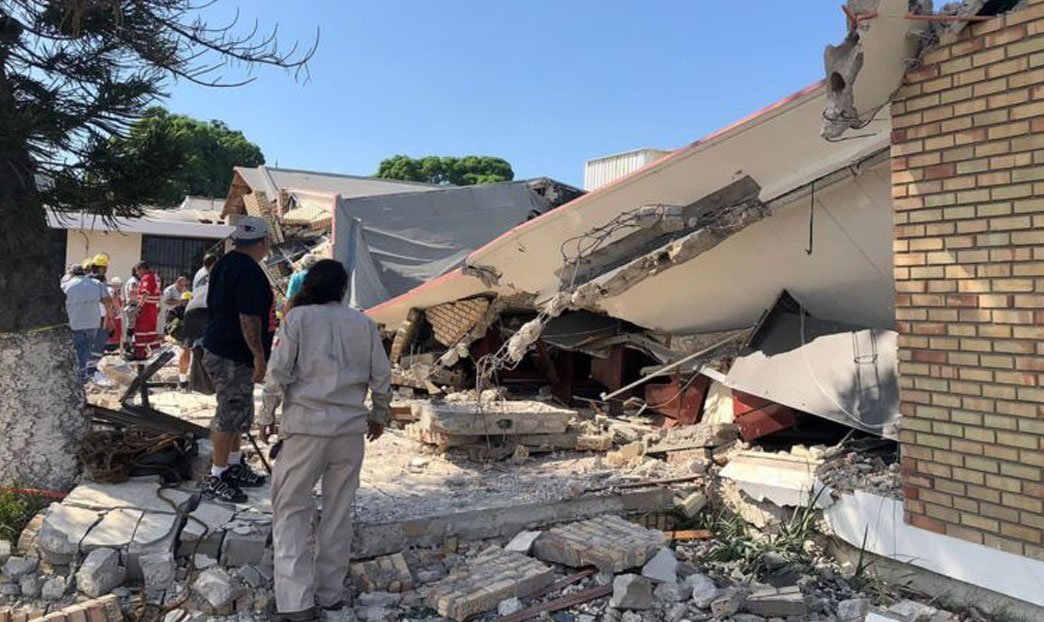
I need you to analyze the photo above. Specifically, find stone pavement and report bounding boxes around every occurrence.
[424,547,553,621]
[532,514,667,572]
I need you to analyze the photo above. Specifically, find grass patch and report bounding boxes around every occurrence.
[0,489,50,543]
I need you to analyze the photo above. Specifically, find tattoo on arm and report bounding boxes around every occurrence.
[239,314,265,359]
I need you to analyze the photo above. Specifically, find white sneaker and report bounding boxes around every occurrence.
[91,371,116,387]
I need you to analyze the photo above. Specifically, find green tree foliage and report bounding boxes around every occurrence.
[376,155,514,186]
[117,107,265,203]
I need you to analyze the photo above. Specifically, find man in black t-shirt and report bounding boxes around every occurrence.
[201,216,275,503]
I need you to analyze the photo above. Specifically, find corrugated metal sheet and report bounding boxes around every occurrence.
[584,149,672,190]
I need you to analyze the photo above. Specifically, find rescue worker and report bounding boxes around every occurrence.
[133,261,162,360]
[257,259,391,622]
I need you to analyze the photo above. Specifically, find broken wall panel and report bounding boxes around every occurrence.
[723,293,898,439]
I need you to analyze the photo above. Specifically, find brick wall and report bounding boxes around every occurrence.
[891,1,1044,561]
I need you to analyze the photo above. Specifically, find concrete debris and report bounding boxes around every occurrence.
[639,547,677,583]
[76,548,124,598]
[720,450,827,508]
[685,573,719,608]
[818,448,901,499]
[710,587,745,618]
[646,423,739,455]
[192,567,240,611]
[38,504,101,565]
[497,597,524,616]
[1,556,37,580]
[412,399,573,436]
[424,547,553,620]
[0,541,10,564]
[356,591,401,608]
[532,515,666,572]
[349,553,413,593]
[609,574,653,610]
[505,530,543,554]
[838,597,871,621]
[742,584,808,617]
[40,575,67,601]
[140,552,176,591]
[652,580,691,602]
[18,574,40,599]
[675,491,707,518]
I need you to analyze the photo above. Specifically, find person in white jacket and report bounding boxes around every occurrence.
[257,259,392,622]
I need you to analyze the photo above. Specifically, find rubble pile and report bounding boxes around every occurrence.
[817,448,902,500]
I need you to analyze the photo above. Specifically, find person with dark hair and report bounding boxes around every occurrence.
[201,217,274,503]
[132,261,162,360]
[257,259,391,622]
[194,252,219,289]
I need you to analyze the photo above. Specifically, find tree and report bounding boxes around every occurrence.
[376,155,514,186]
[117,107,265,202]
[0,1,314,489]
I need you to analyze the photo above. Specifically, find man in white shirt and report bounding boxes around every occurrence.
[62,274,117,384]
[194,253,218,289]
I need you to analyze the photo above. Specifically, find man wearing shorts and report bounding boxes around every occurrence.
[201,216,274,503]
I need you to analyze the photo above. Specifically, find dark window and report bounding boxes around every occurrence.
[141,236,223,288]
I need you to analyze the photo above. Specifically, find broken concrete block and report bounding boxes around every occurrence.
[685,573,719,608]
[40,575,67,601]
[76,548,123,598]
[236,565,265,589]
[179,500,234,560]
[192,567,239,611]
[0,541,11,564]
[19,574,40,598]
[887,600,942,621]
[504,530,542,554]
[354,606,394,622]
[653,580,691,603]
[424,547,553,621]
[838,598,870,622]
[126,512,179,580]
[606,441,645,466]
[193,554,218,570]
[610,574,653,610]
[38,505,101,565]
[640,547,678,583]
[16,513,44,556]
[349,553,413,593]
[498,597,523,616]
[219,527,267,568]
[532,515,666,572]
[742,584,807,617]
[675,491,707,518]
[0,581,19,596]
[81,509,143,551]
[575,434,613,452]
[140,552,176,591]
[1,556,37,579]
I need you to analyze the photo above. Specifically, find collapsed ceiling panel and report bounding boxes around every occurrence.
[723,291,899,439]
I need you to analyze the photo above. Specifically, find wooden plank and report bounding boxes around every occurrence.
[664,529,712,541]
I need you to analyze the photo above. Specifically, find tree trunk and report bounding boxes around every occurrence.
[0,150,89,491]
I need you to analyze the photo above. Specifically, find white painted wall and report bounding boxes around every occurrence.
[825,490,1044,607]
[64,230,143,281]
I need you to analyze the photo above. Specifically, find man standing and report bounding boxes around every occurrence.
[257,259,391,622]
[160,274,189,337]
[133,262,162,360]
[201,217,273,503]
[62,270,117,384]
[194,253,219,289]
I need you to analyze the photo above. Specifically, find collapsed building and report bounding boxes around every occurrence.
[5,2,1044,622]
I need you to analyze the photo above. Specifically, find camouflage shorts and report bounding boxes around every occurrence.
[202,350,255,433]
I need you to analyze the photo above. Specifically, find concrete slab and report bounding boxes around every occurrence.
[532,514,667,572]
[425,547,553,621]
[412,401,574,436]
[81,509,143,551]
[38,504,102,565]
[720,451,827,508]
[353,488,673,559]
[126,512,181,580]
[63,479,193,514]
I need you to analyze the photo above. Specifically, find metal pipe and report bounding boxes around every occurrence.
[599,332,743,402]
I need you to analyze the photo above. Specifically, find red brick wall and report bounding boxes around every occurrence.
[892,2,1044,561]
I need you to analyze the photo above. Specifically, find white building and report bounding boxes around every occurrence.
[583,148,672,191]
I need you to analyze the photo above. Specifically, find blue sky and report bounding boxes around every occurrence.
[166,1,847,188]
